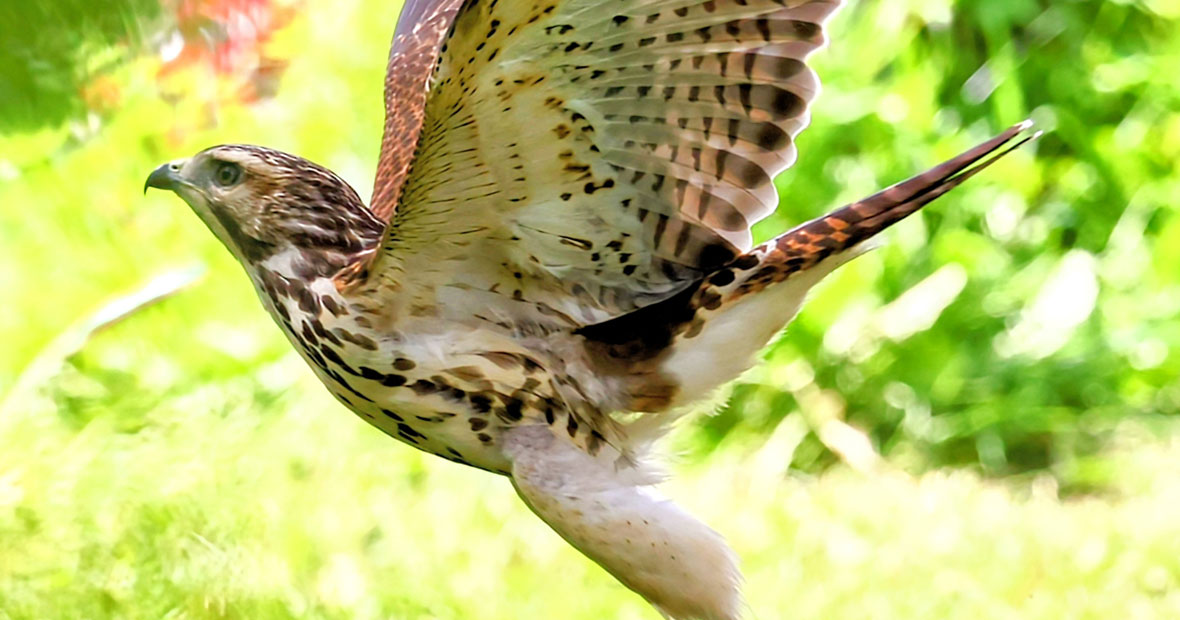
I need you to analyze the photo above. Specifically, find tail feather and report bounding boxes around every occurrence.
[766,120,1039,276]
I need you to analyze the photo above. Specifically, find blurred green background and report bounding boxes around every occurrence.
[2,0,1179,618]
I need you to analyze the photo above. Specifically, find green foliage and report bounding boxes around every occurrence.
[711,0,1180,477]
[1,0,1179,617]
[0,0,161,133]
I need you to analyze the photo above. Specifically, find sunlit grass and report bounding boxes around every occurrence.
[2,362,1179,619]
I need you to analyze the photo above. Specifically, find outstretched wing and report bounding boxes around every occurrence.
[365,0,843,326]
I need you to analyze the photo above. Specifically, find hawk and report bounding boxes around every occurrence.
[145,0,1035,617]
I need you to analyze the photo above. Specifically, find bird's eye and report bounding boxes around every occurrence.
[213,162,243,187]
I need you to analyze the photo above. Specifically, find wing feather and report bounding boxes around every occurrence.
[370,0,466,222]
[364,0,843,326]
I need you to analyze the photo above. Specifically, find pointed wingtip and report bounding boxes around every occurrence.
[997,119,1038,146]
[995,124,1044,161]
[1008,120,1046,147]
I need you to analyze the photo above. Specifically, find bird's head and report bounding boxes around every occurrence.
[145,145,384,275]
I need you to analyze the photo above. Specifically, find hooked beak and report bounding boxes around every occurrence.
[144,161,185,194]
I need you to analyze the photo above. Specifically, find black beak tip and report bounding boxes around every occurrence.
[144,162,180,195]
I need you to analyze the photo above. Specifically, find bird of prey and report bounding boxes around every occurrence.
[145,0,1035,617]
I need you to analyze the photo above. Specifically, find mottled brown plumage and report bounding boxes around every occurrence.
[145,1,1036,617]
[371,0,466,221]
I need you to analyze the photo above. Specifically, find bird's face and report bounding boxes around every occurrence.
[145,145,382,270]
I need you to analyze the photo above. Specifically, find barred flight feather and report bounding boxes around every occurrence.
[364,0,842,327]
